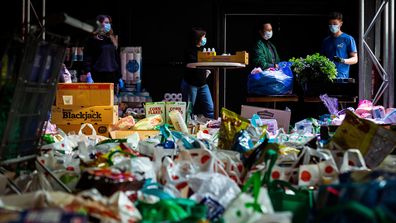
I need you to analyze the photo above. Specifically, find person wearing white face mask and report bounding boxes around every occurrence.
[320,12,358,79]
[181,27,214,119]
[251,23,280,70]
[83,15,120,84]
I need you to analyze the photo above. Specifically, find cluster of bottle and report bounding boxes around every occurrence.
[202,48,217,56]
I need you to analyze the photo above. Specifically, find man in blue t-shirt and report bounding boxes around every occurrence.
[321,12,358,79]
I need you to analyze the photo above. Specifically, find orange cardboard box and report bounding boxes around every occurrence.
[51,105,118,125]
[56,83,114,106]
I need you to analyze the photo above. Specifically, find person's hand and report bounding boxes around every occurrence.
[274,64,279,69]
[333,56,345,63]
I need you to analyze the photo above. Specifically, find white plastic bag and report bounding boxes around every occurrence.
[297,148,339,186]
[339,148,370,173]
[67,123,108,148]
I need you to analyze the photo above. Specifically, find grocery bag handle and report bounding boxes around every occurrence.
[268,179,299,194]
[262,149,278,186]
[269,179,315,209]
[241,171,263,213]
[301,147,332,164]
[78,123,97,136]
[340,148,368,173]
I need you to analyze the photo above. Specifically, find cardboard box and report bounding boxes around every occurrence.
[51,106,118,125]
[109,130,159,140]
[144,102,166,124]
[198,51,249,65]
[56,83,114,106]
[57,123,111,137]
[165,102,187,125]
[241,105,291,131]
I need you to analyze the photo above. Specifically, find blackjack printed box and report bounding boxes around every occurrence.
[56,83,114,107]
[51,105,118,125]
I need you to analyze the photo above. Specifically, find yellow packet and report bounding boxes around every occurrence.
[218,108,250,150]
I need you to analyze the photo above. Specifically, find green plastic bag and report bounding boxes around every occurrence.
[137,198,208,223]
[261,149,315,223]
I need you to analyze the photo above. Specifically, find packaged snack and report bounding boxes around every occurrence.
[169,110,189,134]
[165,101,187,125]
[110,116,136,131]
[144,102,165,124]
[76,168,144,196]
[218,108,250,150]
[134,114,163,130]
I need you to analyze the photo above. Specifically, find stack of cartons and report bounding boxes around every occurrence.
[51,83,118,136]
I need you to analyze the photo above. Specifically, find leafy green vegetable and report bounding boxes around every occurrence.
[289,53,337,85]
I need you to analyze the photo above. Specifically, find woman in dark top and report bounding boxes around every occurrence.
[181,27,214,119]
[83,15,120,84]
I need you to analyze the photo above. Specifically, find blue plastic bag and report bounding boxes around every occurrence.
[247,61,293,95]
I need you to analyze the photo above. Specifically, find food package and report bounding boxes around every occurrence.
[144,102,166,124]
[75,168,145,197]
[110,115,136,131]
[165,101,187,124]
[134,114,163,130]
[218,108,250,150]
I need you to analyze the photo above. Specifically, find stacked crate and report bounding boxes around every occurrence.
[51,83,118,136]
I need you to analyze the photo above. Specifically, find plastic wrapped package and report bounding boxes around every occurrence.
[114,157,156,182]
[247,61,293,95]
[188,172,241,221]
[218,108,250,150]
[75,168,145,197]
[110,116,136,131]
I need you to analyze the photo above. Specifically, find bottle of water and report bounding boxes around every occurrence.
[212,48,216,56]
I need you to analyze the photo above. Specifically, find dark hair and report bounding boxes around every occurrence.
[259,22,272,31]
[96,15,112,23]
[329,12,343,21]
[191,27,206,45]
[93,14,115,40]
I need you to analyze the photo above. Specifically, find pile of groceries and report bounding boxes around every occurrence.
[1,86,396,223]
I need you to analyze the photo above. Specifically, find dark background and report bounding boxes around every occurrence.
[2,0,359,117]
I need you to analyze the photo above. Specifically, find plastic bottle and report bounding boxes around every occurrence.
[169,110,189,134]
[207,48,211,56]
[318,125,330,149]
[212,48,216,56]
[86,72,94,83]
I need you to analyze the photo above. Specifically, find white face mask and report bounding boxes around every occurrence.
[329,25,340,34]
[263,31,273,40]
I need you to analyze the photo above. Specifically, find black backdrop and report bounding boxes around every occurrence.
[2,0,359,115]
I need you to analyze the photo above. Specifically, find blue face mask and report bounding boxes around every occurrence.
[329,25,339,34]
[200,37,207,46]
[104,23,111,33]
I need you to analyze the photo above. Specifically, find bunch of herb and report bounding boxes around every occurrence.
[289,53,337,85]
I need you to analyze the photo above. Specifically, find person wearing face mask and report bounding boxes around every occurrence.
[320,12,358,79]
[83,14,120,84]
[251,22,280,70]
[181,27,214,119]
